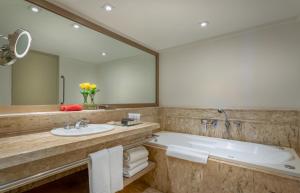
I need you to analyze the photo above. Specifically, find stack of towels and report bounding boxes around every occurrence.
[123,146,149,177]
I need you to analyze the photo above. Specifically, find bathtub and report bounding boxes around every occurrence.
[148,131,300,177]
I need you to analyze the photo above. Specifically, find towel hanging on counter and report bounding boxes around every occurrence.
[88,146,124,193]
[108,146,124,192]
[88,149,111,193]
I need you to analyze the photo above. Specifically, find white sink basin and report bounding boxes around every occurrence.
[51,124,115,136]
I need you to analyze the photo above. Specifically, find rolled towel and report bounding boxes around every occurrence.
[123,146,149,163]
[60,104,83,111]
[166,145,209,164]
[124,158,148,170]
[123,161,149,178]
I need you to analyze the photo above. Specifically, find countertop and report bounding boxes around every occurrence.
[0,122,160,170]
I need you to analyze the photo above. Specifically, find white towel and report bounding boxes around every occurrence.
[123,158,148,170]
[123,161,149,178]
[166,145,209,164]
[88,149,111,193]
[108,146,124,192]
[123,146,149,162]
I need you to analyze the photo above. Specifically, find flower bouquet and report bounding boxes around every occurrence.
[79,82,99,109]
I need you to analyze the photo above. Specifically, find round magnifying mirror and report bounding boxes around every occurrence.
[9,29,32,59]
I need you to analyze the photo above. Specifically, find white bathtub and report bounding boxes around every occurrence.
[148,131,300,177]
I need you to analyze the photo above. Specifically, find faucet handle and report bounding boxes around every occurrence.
[81,118,90,127]
[64,122,72,129]
[75,119,90,129]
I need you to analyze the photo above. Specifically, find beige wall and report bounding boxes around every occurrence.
[97,54,156,104]
[59,54,156,105]
[59,57,100,104]
[12,51,59,105]
[160,20,300,109]
[0,66,11,105]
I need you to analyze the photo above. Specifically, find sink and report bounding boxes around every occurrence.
[51,124,115,136]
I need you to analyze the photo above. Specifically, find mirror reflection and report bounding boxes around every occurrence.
[0,0,156,106]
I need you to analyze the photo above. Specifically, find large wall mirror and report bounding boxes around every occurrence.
[0,0,158,111]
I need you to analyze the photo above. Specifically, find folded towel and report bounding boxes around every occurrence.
[166,145,209,164]
[60,104,82,111]
[123,146,149,163]
[123,157,148,170]
[123,161,149,178]
[108,146,124,192]
[88,149,111,193]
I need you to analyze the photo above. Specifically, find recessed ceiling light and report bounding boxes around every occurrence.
[103,4,113,12]
[101,52,107,56]
[72,24,80,29]
[30,6,39,13]
[199,21,209,28]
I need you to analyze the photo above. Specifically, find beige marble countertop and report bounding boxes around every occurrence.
[0,122,160,170]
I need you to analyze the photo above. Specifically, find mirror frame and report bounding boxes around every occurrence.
[0,0,159,113]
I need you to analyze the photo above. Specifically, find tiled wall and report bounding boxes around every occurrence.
[160,107,300,154]
[1,107,300,154]
[0,107,160,138]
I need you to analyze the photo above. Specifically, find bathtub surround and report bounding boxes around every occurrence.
[142,146,300,193]
[150,132,300,179]
[141,107,300,193]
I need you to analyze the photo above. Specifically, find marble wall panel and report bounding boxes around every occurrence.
[0,107,160,138]
[142,146,170,193]
[160,108,300,153]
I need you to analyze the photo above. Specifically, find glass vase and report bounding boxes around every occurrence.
[90,94,95,105]
[82,93,88,104]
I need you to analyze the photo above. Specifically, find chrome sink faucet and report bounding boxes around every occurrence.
[75,119,89,129]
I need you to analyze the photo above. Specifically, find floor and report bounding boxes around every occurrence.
[24,170,162,193]
[118,181,162,193]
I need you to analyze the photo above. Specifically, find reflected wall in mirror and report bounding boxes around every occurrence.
[0,0,157,107]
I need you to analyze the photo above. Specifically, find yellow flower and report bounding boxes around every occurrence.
[85,83,91,90]
[79,82,91,90]
[79,83,85,89]
[90,84,97,89]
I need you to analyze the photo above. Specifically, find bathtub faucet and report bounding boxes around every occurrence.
[217,108,230,130]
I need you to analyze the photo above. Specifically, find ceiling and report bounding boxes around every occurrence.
[50,0,300,50]
[0,0,146,65]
